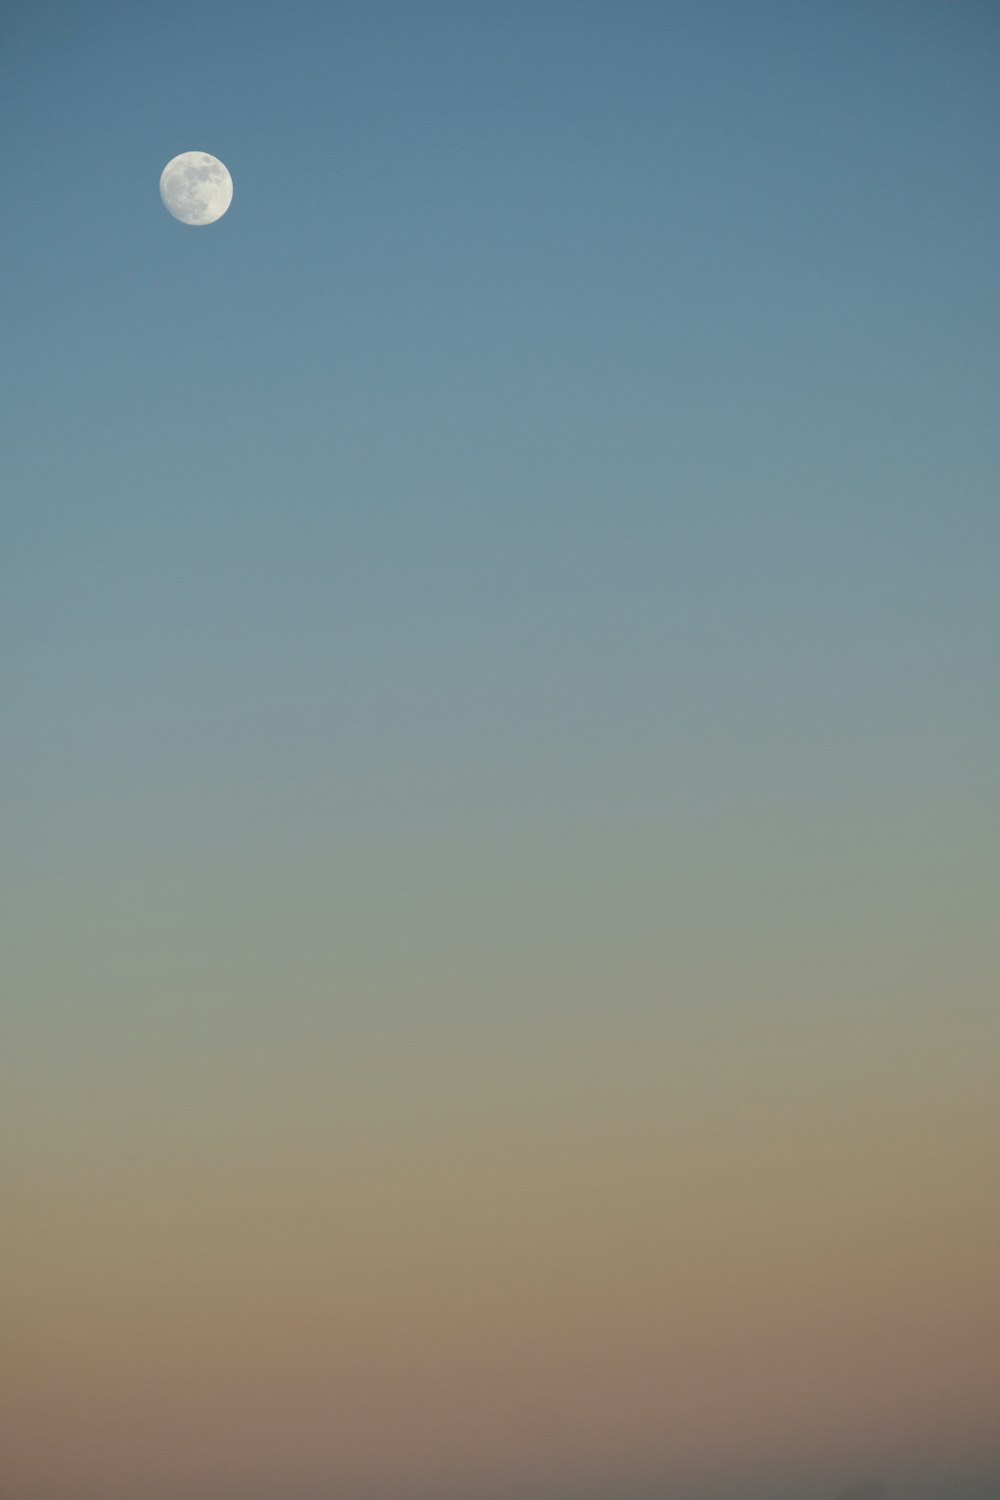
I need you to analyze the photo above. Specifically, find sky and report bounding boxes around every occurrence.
[2,2,999,1498]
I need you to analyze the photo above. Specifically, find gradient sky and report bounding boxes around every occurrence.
[2,4,999,1499]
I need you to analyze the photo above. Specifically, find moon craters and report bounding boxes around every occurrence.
[160,152,233,226]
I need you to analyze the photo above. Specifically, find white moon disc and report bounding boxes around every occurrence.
[159,151,233,226]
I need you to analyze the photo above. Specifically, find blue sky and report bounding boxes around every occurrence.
[6,0,997,858]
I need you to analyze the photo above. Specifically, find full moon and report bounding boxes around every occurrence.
[159,152,233,226]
